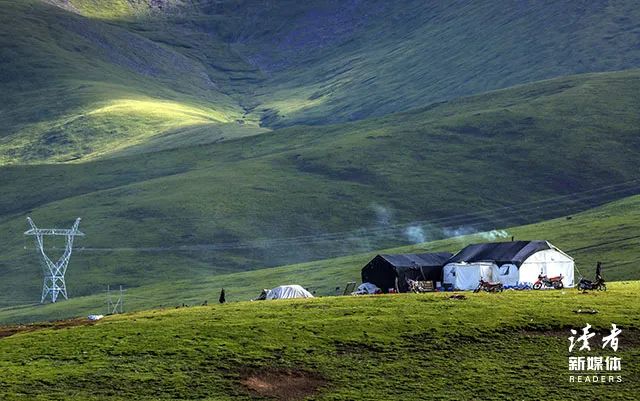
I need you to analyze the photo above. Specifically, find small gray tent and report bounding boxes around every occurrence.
[361,253,453,293]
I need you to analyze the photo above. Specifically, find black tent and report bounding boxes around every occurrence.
[361,252,453,293]
[447,240,552,267]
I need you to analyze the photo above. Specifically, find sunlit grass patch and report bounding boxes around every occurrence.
[64,0,141,19]
[87,98,232,125]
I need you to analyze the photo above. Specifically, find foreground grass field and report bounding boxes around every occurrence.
[0,282,638,400]
[1,193,638,324]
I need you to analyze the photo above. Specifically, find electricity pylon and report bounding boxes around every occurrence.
[106,285,124,315]
[24,217,84,303]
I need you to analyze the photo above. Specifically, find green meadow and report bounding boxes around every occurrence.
[0,283,638,400]
[1,2,639,313]
[1,192,638,324]
[1,1,640,399]
[1,69,640,318]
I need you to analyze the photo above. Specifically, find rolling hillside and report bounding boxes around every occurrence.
[1,70,640,309]
[0,0,264,164]
[2,1,640,327]
[1,70,639,310]
[2,0,640,162]
[0,284,638,400]
[1,192,639,324]
[2,2,639,399]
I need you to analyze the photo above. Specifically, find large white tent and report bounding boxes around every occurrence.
[443,240,574,290]
[517,248,574,286]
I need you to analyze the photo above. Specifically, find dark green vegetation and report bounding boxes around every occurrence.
[4,72,640,303]
[1,193,639,324]
[0,283,638,400]
[2,2,640,398]
[2,0,640,162]
[1,70,640,312]
[1,1,640,323]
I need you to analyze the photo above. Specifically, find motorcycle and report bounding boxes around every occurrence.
[474,279,504,293]
[578,277,606,291]
[533,274,564,290]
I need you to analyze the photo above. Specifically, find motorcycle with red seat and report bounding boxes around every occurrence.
[473,279,504,293]
[533,274,564,290]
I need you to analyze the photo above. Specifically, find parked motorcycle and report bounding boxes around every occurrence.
[474,279,504,293]
[578,277,606,291]
[533,274,564,290]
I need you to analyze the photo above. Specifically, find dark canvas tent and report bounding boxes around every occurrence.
[361,252,453,293]
[446,241,552,266]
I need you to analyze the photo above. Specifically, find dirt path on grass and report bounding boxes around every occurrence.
[0,318,96,339]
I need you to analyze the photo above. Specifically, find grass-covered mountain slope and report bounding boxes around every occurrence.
[0,0,264,164]
[2,0,640,162]
[1,192,639,324]
[239,0,640,127]
[0,283,638,400]
[0,70,639,311]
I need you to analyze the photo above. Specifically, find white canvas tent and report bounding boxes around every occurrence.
[517,248,574,286]
[491,264,519,287]
[443,262,495,291]
[444,240,574,289]
[265,285,314,300]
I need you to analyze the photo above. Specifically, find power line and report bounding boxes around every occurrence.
[73,182,639,252]
[18,180,639,254]
[568,235,640,253]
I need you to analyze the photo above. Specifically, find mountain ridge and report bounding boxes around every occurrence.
[2,0,640,163]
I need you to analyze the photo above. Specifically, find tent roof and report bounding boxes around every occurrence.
[266,285,313,300]
[447,240,567,267]
[377,252,453,268]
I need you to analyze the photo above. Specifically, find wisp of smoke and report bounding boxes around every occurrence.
[442,226,510,242]
[371,203,392,226]
[479,229,509,240]
[443,226,477,238]
[404,225,426,244]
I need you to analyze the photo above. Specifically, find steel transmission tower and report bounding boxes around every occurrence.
[106,285,124,315]
[24,217,84,303]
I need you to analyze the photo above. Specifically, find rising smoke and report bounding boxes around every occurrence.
[404,225,426,243]
[442,226,477,238]
[372,204,432,244]
[371,203,392,226]
[479,229,510,240]
[442,226,510,241]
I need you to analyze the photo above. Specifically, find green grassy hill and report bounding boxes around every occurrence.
[1,70,639,310]
[241,0,640,127]
[2,0,640,162]
[2,1,640,327]
[0,0,263,164]
[0,283,638,400]
[1,192,638,324]
[2,2,639,398]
